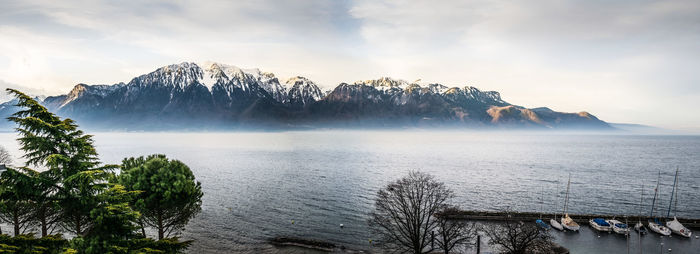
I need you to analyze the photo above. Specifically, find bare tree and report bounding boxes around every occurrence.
[0,145,11,166]
[435,206,476,254]
[368,171,453,254]
[483,212,554,254]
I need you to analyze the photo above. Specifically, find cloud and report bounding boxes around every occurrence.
[0,0,699,129]
[0,0,364,90]
[347,0,700,129]
[0,79,53,103]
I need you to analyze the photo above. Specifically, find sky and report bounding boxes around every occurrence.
[1,0,699,130]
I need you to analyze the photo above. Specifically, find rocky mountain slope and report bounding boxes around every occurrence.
[1,62,611,130]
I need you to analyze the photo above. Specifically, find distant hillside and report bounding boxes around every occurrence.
[1,62,611,131]
[609,123,675,134]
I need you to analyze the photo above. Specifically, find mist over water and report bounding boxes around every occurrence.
[1,131,699,253]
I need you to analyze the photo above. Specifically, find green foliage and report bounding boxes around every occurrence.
[60,170,113,237]
[67,237,191,254]
[81,184,141,254]
[5,89,118,236]
[26,170,62,237]
[62,249,78,254]
[0,169,36,236]
[118,155,203,239]
[0,145,12,165]
[0,234,68,254]
[3,90,197,253]
[130,238,192,254]
[0,243,20,253]
[5,89,101,176]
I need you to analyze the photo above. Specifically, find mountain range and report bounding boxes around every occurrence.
[0,62,611,130]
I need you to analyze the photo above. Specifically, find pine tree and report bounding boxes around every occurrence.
[118,154,203,239]
[0,168,35,236]
[5,88,116,236]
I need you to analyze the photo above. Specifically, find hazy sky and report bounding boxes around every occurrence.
[1,0,699,130]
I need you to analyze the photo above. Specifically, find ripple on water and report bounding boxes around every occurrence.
[2,131,699,253]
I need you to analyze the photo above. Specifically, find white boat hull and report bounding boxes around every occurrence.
[550,219,563,231]
[589,219,611,232]
[612,225,630,235]
[666,217,692,238]
[648,220,672,236]
[607,219,630,235]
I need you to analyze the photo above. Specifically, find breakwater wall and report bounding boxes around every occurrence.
[446,210,700,229]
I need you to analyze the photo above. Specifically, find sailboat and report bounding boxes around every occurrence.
[634,184,648,235]
[560,174,580,231]
[535,187,550,230]
[665,167,692,238]
[550,183,564,231]
[648,170,671,236]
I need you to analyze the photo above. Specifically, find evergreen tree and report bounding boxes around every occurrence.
[0,168,35,236]
[4,89,196,253]
[81,183,141,254]
[0,145,11,165]
[27,170,62,236]
[5,88,116,236]
[118,155,203,239]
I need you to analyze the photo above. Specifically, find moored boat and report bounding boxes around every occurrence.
[635,184,648,235]
[634,222,648,235]
[648,171,672,236]
[550,183,564,231]
[666,217,692,238]
[561,214,580,231]
[607,219,630,235]
[649,219,672,236]
[665,167,693,238]
[550,218,564,231]
[535,187,550,230]
[560,174,579,231]
[589,218,611,232]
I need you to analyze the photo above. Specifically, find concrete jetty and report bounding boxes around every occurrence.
[446,210,700,229]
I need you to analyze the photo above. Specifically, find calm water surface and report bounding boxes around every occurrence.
[1,131,699,253]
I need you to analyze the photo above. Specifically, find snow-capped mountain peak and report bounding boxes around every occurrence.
[196,61,286,100]
[1,62,610,131]
[285,76,323,106]
[354,77,410,92]
[59,83,124,108]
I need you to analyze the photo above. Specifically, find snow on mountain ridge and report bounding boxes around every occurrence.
[349,77,502,103]
[61,62,507,109]
[59,83,125,108]
[285,76,323,106]
[195,61,288,101]
[134,62,505,106]
[258,72,287,103]
[354,77,410,92]
[132,62,203,91]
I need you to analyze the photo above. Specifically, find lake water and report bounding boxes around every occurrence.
[1,131,699,253]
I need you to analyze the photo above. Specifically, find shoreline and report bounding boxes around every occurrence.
[268,237,369,253]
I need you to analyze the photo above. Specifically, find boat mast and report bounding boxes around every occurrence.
[638,183,644,223]
[554,182,560,220]
[666,167,679,218]
[540,186,544,219]
[650,170,660,218]
[674,176,679,217]
[563,174,571,216]
[638,187,642,254]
